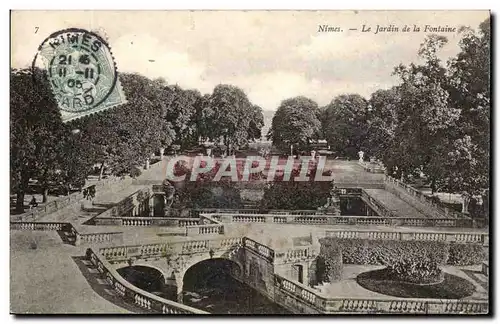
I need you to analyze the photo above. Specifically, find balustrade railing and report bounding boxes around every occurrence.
[384,175,468,220]
[201,212,476,228]
[191,208,341,218]
[274,274,488,314]
[9,221,68,231]
[274,246,317,263]
[87,248,207,314]
[10,221,122,246]
[116,217,200,227]
[78,232,122,245]
[324,229,488,245]
[99,237,244,263]
[243,237,275,262]
[185,224,224,236]
[12,177,136,222]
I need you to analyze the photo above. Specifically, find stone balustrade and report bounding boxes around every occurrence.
[325,298,488,314]
[95,186,151,219]
[12,177,135,222]
[86,248,207,314]
[275,246,317,264]
[10,221,122,246]
[243,237,275,262]
[100,217,201,227]
[122,218,152,226]
[274,274,488,314]
[384,175,468,220]
[185,224,224,236]
[232,215,268,223]
[99,237,244,263]
[191,208,340,218]
[95,215,201,227]
[201,212,476,228]
[12,192,81,222]
[78,232,122,245]
[9,221,68,231]
[324,229,488,246]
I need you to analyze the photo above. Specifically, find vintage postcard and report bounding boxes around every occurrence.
[10,10,490,315]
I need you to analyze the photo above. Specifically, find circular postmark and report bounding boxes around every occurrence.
[32,28,118,113]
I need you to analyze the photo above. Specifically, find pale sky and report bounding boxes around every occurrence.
[11,10,489,111]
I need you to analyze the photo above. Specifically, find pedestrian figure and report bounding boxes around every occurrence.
[83,188,88,200]
[29,196,38,209]
[89,186,96,200]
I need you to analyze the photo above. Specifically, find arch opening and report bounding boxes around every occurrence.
[182,258,288,314]
[117,265,176,300]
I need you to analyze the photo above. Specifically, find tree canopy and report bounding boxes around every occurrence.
[268,96,321,153]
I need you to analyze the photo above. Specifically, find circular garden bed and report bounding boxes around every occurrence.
[356,268,476,299]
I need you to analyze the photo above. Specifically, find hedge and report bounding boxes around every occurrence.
[317,242,343,283]
[448,243,487,266]
[320,238,487,266]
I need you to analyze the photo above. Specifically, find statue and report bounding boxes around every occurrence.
[317,181,341,216]
[358,150,364,163]
[162,179,176,213]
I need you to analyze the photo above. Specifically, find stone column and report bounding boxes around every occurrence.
[175,274,183,303]
[149,196,155,216]
[462,195,471,214]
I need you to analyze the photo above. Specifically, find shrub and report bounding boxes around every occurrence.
[129,166,142,178]
[317,242,343,283]
[448,243,487,265]
[320,238,449,284]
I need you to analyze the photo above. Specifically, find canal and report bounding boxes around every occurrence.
[118,260,289,314]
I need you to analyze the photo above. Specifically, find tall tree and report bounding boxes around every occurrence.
[168,87,202,149]
[388,35,460,183]
[366,87,400,161]
[76,73,175,177]
[445,18,490,212]
[322,94,369,158]
[208,85,257,154]
[268,96,321,153]
[10,68,90,210]
[247,104,265,141]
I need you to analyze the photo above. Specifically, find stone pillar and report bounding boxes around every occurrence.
[462,195,471,214]
[74,233,81,246]
[175,274,183,303]
[358,151,364,163]
[149,195,155,216]
[327,193,341,216]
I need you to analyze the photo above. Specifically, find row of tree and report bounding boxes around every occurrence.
[10,69,264,213]
[267,19,490,209]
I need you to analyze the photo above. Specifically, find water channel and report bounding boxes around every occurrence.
[118,260,289,314]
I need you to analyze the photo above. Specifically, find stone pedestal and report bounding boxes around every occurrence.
[326,196,341,216]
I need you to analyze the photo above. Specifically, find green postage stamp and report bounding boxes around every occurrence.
[34,28,127,122]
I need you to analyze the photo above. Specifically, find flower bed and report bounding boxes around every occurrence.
[356,268,476,299]
[320,238,450,284]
